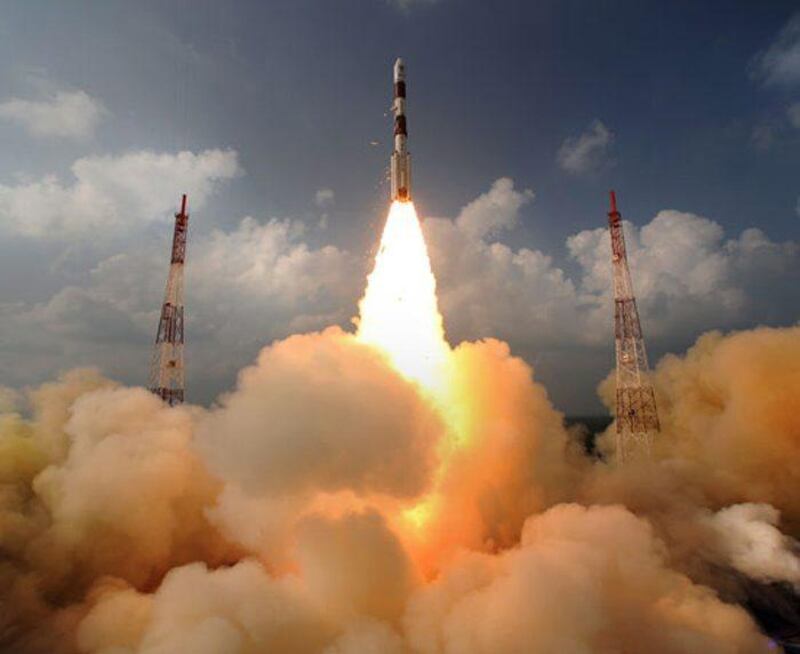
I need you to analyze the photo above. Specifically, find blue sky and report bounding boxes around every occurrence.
[0,0,798,413]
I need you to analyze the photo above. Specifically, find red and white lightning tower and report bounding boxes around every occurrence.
[149,194,188,406]
[608,190,660,463]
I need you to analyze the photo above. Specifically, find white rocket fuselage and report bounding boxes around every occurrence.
[391,58,411,202]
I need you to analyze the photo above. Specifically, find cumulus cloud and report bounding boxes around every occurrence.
[567,211,799,341]
[556,120,615,174]
[426,181,799,355]
[5,175,795,410]
[422,180,800,412]
[0,89,107,139]
[101,215,358,388]
[0,149,240,238]
[751,12,800,86]
[25,286,145,344]
[0,174,796,414]
[0,211,360,399]
[0,297,150,394]
[454,177,533,239]
[87,215,356,325]
[424,179,582,349]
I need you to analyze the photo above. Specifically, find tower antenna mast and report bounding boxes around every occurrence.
[149,194,188,406]
[608,190,660,462]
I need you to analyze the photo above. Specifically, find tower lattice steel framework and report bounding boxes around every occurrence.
[608,190,660,463]
[149,194,188,406]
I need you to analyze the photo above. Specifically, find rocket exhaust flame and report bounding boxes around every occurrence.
[357,200,449,396]
[355,197,472,540]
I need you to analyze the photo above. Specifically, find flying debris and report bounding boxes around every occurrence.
[390,57,411,202]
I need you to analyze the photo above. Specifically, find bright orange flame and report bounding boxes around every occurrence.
[357,201,450,396]
[353,200,544,576]
[356,201,475,548]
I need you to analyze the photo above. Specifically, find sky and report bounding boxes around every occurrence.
[0,0,798,414]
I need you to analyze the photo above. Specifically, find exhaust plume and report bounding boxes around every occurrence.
[0,203,796,652]
[357,201,449,394]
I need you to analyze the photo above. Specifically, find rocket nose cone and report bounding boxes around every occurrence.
[394,57,405,79]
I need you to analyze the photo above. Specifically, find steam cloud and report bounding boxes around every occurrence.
[1,320,798,651]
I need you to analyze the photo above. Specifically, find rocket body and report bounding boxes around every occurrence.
[391,58,411,201]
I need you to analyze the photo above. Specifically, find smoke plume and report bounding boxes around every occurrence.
[1,202,797,651]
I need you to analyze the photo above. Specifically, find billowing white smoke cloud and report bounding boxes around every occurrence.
[2,322,797,652]
[33,385,217,579]
[78,560,330,654]
[643,327,800,521]
[588,325,800,608]
[406,504,770,654]
[706,504,800,588]
[195,328,442,498]
[294,510,417,623]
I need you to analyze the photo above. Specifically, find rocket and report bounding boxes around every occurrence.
[391,57,411,202]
